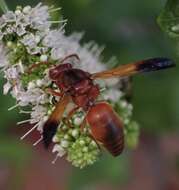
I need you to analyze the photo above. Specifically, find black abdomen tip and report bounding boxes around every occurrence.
[138,58,175,73]
[43,120,59,149]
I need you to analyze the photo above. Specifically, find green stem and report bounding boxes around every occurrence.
[0,0,9,13]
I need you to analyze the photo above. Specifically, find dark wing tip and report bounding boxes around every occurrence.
[137,58,175,73]
[42,120,59,149]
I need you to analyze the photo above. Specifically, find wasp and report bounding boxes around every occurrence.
[35,55,174,156]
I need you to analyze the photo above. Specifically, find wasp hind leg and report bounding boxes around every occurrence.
[62,106,80,128]
[27,62,49,74]
[46,88,63,97]
[62,118,73,128]
[79,116,101,151]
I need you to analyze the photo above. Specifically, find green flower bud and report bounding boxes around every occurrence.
[71,129,79,138]
[23,6,31,14]
[125,121,140,149]
[67,136,100,169]
[61,140,69,148]
[7,41,13,48]
[16,5,22,11]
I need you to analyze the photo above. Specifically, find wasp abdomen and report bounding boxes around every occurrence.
[104,132,124,156]
[86,102,124,156]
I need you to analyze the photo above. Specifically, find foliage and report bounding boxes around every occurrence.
[158,0,179,38]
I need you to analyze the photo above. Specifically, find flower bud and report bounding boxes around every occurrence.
[40,54,48,62]
[23,6,31,14]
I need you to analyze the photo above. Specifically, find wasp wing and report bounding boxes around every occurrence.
[91,58,174,79]
[43,95,70,148]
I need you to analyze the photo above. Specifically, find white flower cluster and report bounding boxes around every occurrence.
[0,3,50,39]
[0,3,138,168]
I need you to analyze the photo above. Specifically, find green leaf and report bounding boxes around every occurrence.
[157,0,179,38]
[0,0,9,13]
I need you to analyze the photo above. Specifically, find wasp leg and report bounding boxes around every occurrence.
[46,88,63,97]
[67,106,79,120]
[27,62,49,74]
[62,118,73,128]
[80,117,101,150]
[88,134,101,151]
[60,54,80,64]
[62,107,80,128]
[80,116,87,131]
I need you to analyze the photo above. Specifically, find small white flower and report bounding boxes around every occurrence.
[71,129,79,138]
[15,10,22,15]
[74,117,83,126]
[36,75,50,87]
[5,25,15,34]
[0,31,3,40]
[127,104,133,112]
[37,120,47,132]
[121,100,127,108]
[79,140,85,145]
[64,33,106,73]
[52,144,66,157]
[23,6,32,14]
[29,3,51,31]
[171,24,179,32]
[2,11,16,23]
[0,45,8,67]
[16,24,26,36]
[0,17,6,29]
[18,61,25,73]
[61,140,69,148]
[51,47,66,60]
[43,115,49,122]
[103,88,122,102]
[104,78,120,87]
[27,81,36,90]
[30,105,48,124]
[6,41,13,48]
[52,135,60,143]
[10,82,25,104]
[3,82,12,94]
[15,13,29,30]
[40,54,48,62]
[20,33,40,53]
[42,29,65,47]
[5,67,19,79]
[13,87,48,106]
[35,35,41,43]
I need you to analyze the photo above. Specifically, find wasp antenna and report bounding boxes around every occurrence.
[137,58,175,73]
[42,120,59,149]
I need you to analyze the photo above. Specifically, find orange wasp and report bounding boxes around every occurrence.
[39,55,174,156]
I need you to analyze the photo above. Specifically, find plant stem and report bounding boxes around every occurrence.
[0,0,9,13]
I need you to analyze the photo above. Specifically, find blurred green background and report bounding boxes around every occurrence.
[0,0,179,190]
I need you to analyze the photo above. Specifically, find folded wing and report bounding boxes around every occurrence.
[91,58,175,79]
[43,95,70,148]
